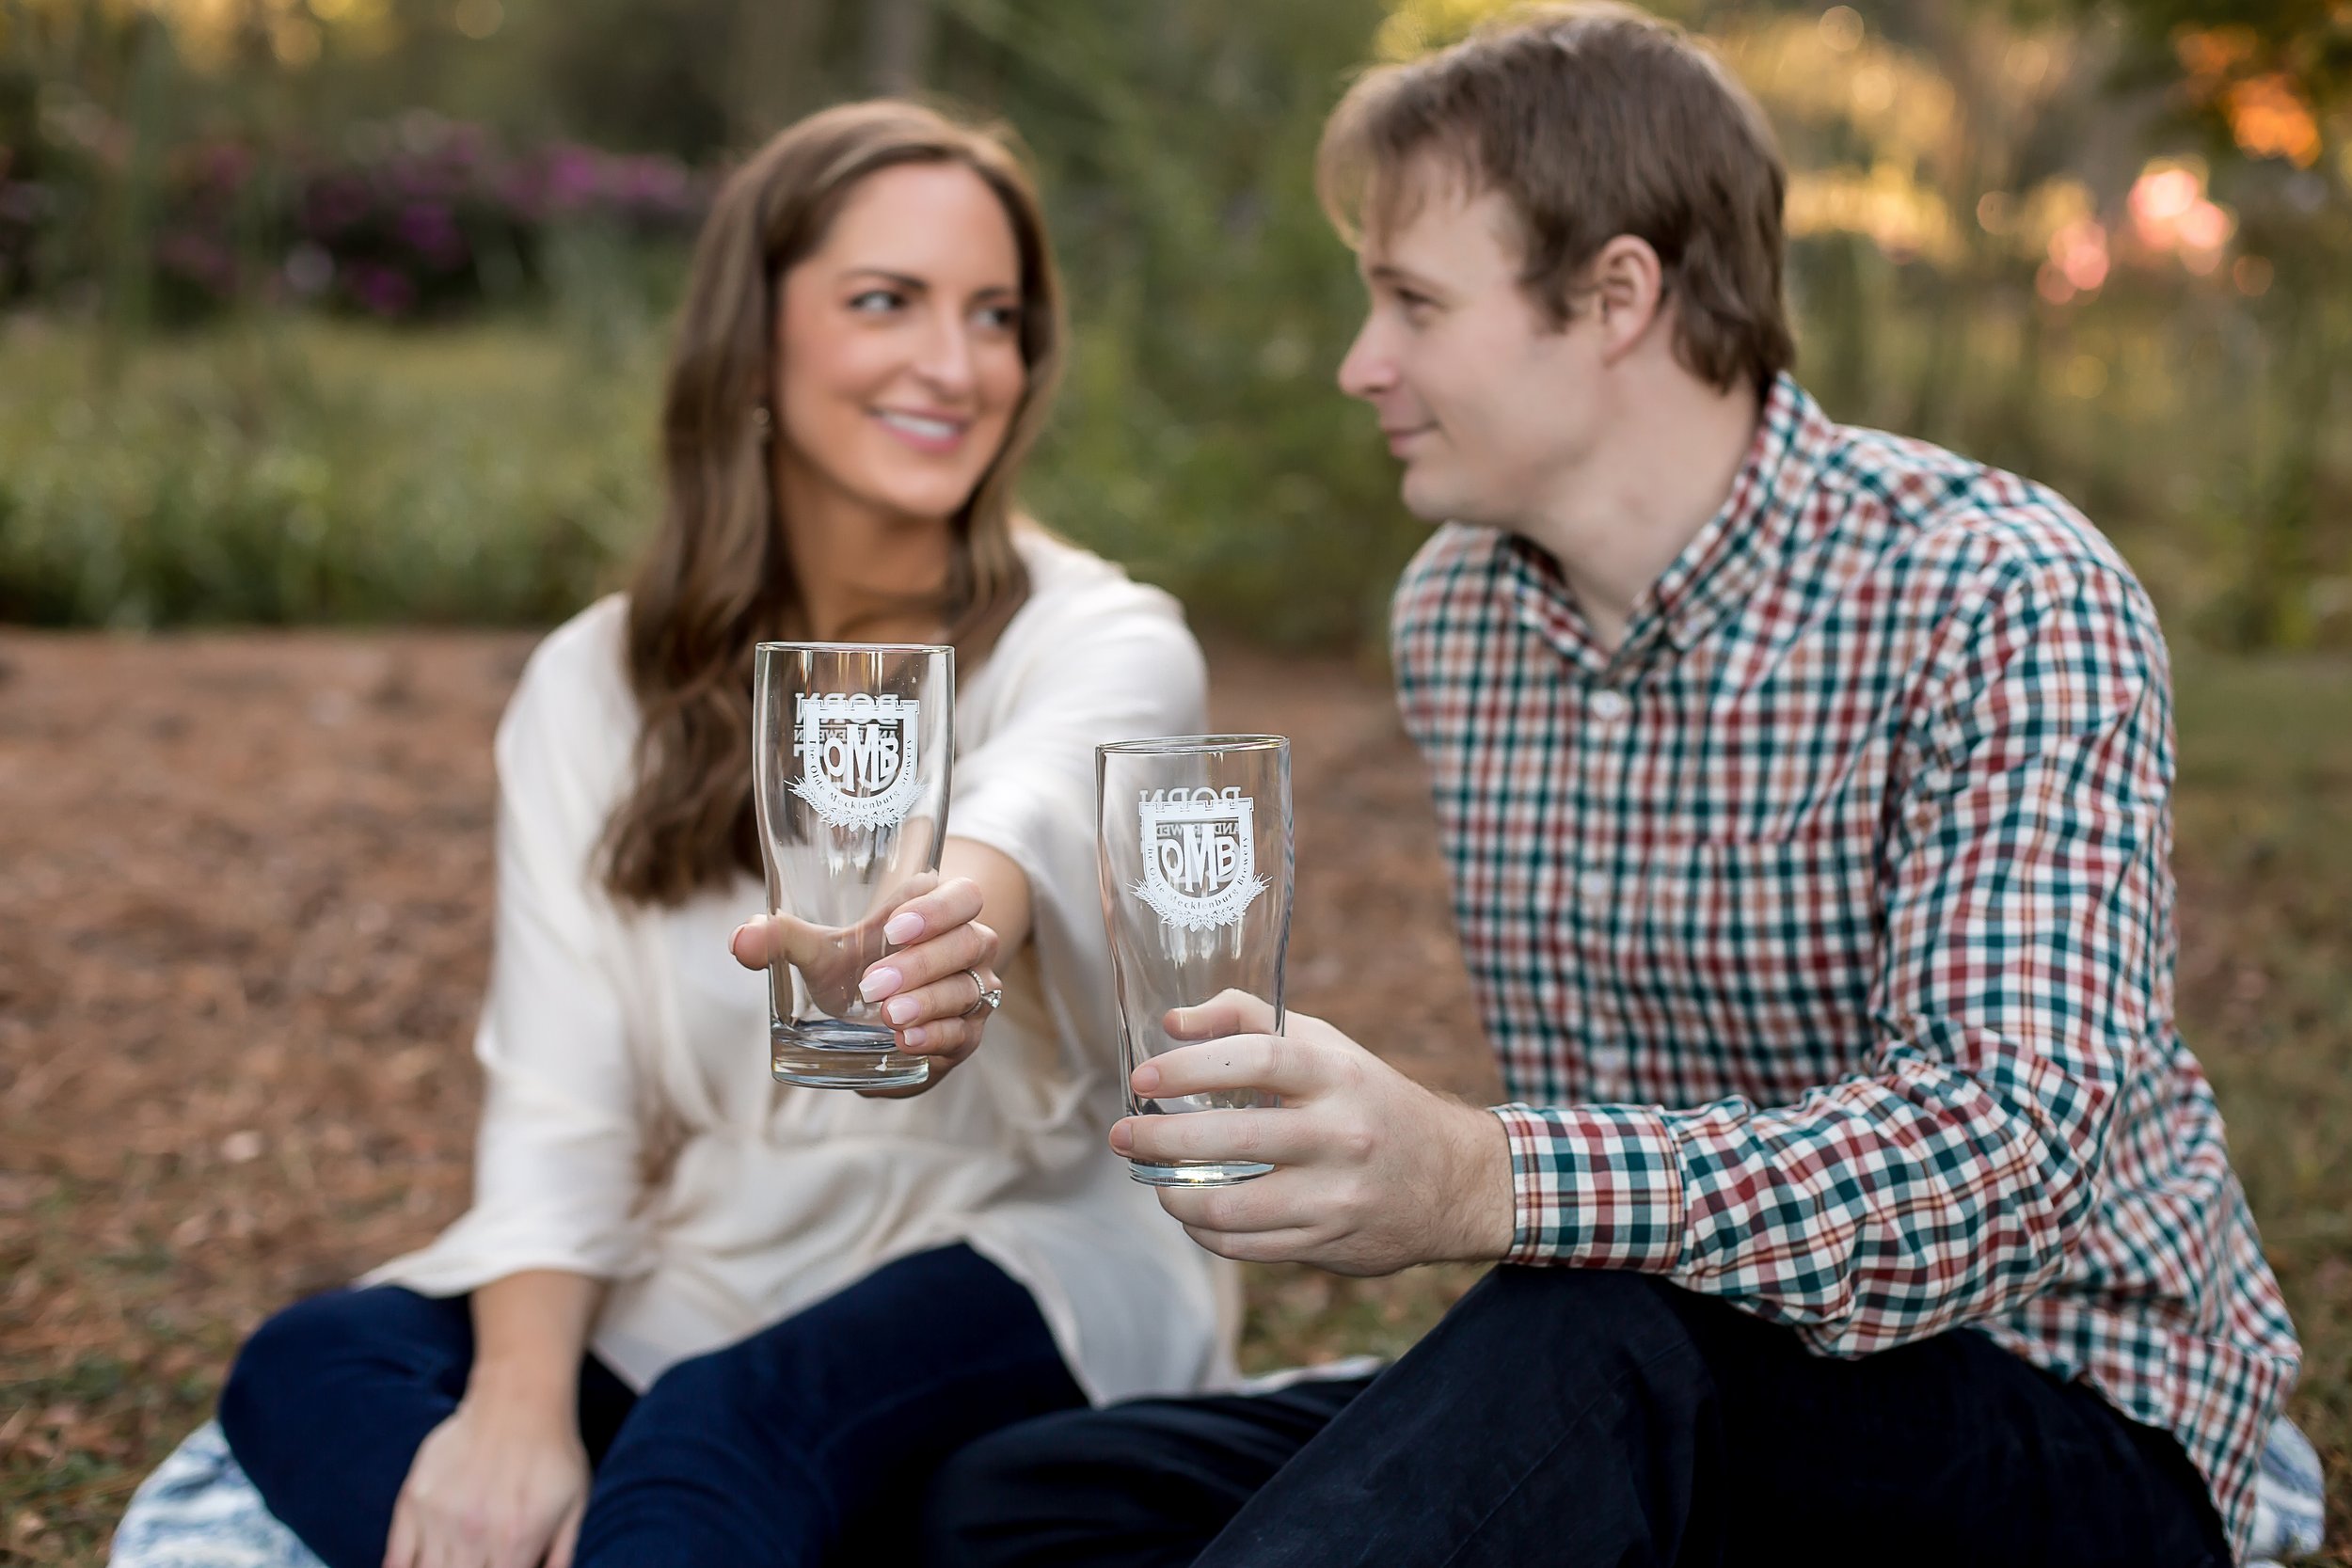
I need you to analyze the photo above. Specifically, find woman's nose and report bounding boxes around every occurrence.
[913,306,979,397]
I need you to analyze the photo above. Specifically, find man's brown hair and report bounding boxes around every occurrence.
[1318,1,1794,394]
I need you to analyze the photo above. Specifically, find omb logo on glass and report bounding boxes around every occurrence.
[1135,787,1268,932]
[792,693,921,830]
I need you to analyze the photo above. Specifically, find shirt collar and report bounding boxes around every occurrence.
[1646,372,1836,657]
[1498,373,1837,674]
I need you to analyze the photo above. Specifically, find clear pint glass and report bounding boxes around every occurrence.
[754,642,953,1090]
[1094,736,1293,1185]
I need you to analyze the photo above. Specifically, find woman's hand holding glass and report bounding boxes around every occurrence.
[733,872,1003,1095]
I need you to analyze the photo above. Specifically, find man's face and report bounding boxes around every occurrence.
[1337,162,1607,529]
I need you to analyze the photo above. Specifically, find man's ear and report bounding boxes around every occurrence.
[1587,234,1664,364]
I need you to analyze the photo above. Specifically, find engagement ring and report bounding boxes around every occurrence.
[961,969,1003,1017]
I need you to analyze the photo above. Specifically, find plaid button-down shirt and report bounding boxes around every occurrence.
[1391,374,2300,1560]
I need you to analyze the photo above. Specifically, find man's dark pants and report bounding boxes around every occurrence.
[921,1266,2233,1568]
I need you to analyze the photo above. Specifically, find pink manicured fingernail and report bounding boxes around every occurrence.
[1131,1062,1161,1096]
[1108,1119,1134,1153]
[883,995,919,1025]
[902,1025,929,1048]
[883,911,924,943]
[860,966,902,1003]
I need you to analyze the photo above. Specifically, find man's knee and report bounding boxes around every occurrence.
[922,1410,1077,1566]
[922,1403,1203,1568]
[1444,1265,1688,1356]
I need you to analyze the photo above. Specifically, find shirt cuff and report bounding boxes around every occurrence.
[1490,1103,1688,1270]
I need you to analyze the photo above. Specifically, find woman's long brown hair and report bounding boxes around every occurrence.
[602,101,1066,908]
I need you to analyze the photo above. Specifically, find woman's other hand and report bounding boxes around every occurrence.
[384,1382,590,1568]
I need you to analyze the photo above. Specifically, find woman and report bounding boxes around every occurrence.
[115,102,1229,1568]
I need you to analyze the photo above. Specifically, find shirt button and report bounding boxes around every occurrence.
[1590,689,1629,721]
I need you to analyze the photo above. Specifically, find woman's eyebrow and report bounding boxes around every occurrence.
[837,267,929,292]
[836,269,1020,303]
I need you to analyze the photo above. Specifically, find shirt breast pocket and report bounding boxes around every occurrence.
[1634,826,1884,1103]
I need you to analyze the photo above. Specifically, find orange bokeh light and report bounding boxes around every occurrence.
[2222,73,2323,167]
[2172,24,2258,82]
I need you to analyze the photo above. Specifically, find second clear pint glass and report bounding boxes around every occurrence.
[1094,736,1293,1186]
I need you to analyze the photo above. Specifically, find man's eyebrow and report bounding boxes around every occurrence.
[1363,261,1443,293]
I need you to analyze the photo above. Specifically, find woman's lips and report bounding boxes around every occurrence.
[873,408,970,454]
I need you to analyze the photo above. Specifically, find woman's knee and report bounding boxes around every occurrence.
[614,1332,824,1476]
[218,1287,466,1453]
[634,1335,774,1422]
[220,1291,358,1445]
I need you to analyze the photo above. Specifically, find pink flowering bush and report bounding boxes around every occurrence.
[0,102,706,323]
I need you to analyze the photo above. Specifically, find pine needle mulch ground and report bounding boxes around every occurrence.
[3,629,2344,1563]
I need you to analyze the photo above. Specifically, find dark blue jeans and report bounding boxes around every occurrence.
[217,1243,1086,1568]
[922,1267,2233,1568]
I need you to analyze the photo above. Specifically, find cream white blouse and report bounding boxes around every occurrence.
[366,531,1236,1402]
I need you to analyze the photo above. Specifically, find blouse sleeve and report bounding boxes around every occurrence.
[366,623,653,1293]
[947,577,1209,1130]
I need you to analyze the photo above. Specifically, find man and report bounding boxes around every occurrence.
[925,7,2300,1564]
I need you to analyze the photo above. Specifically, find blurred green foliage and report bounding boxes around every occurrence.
[1,0,2349,648]
[0,317,655,625]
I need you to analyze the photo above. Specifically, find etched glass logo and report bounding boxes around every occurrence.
[792,693,921,830]
[1134,786,1267,931]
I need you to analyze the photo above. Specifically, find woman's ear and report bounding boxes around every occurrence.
[1588,234,1665,365]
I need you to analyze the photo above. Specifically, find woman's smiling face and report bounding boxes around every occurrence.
[771,161,1028,528]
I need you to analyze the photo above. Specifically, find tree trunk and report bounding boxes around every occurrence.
[733,0,825,149]
[98,9,171,379]
[863,0,931,96]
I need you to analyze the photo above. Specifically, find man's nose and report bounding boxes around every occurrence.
[1337,317,1396,400]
